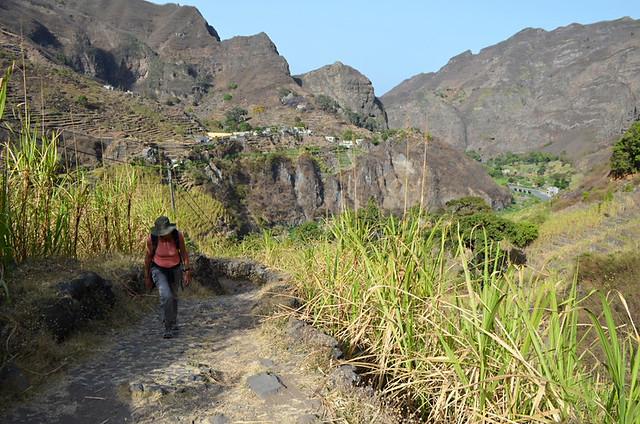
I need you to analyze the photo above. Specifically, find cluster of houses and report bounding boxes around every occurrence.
[194,126,314,144]
[324,136,365,148]
[194,125,364,150]
[103,84,140,97]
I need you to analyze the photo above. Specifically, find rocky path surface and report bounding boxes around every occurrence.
[2,277,360,424]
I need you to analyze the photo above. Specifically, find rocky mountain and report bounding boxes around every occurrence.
[1,0,290,102]
[0,0,512,230]
[381,17,640,170]
[294,62,388,131]
[0,0,387,134]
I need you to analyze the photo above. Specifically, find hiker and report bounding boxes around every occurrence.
[144,216,190,339]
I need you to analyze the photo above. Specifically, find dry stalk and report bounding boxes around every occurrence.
[352,133,358,215]
[419,116,429,218]
[71,108,79,171]
[20,25,27,119]
[404,114,410,217]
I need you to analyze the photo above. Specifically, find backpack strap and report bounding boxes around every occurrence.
[151,234,158,253]
[171,229,180,253]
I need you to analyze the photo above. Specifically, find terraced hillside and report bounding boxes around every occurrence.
[523,181,640,277]
[0,27,206,161]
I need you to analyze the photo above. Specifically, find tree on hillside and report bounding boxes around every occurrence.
[225,107,248,131]
[445,196,493,217]
[444,196,539,250]
[315,94,339,113]
[610,121,640,178]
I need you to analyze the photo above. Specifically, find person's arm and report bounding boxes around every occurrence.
[144,236,154,288]
[179,232,190,286]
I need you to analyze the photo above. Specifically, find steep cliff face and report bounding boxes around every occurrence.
[352,138,511,213]
[381,18,640,169]
[204,138,511,228]
[295,62,388,130]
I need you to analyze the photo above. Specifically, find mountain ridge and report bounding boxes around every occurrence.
[0,0,387,137]
[381,16,640,170]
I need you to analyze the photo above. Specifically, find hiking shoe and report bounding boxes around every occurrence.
[163,330,173,339]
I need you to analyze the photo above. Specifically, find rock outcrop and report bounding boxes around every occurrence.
[295,62,388,130]
[201,137,511,228]
[43,272,116,341]
[381,17,640,170]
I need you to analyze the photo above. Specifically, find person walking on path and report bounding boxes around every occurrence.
[144,216,190,339]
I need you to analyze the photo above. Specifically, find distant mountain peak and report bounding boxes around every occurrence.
[381,17,640,170]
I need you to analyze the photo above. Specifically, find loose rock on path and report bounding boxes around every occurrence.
[2,277,369,424]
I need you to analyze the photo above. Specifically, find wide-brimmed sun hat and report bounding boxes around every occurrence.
[150,216,176,236]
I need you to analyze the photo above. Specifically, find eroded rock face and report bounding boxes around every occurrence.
[208,138,511,228]
[351,138,512,213]
[381,18,640,169]
[295,62,388,130]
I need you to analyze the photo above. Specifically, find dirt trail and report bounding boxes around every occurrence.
[2,277,343,424]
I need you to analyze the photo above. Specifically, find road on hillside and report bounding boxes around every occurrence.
[509,185,552,201]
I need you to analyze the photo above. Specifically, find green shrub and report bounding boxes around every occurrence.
[610,121,640,178]
[289,221,324,243]
[238,122,252,132]
[505,221,538,247]
[464,149,482,162]
[77,95,89,108]
[445,197,538,249]
[315,94,339,112]
[342,129,354,141]
[603,189,614,202]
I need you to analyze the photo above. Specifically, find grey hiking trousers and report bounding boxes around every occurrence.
[150,264,181,328]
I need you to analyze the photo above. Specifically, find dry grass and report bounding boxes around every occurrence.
[524,186,640,275]
[253,210,640,423]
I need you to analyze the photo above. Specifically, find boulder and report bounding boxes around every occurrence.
[43,272,116,341]
[206,413,230,424]
[0,365,31,396]
[246,372,286,399]
[191,254,223,294]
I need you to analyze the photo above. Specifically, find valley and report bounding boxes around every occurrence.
[1,1,639,422]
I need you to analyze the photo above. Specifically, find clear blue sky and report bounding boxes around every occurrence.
[148,0,637,95]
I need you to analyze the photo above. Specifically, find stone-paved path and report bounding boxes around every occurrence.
[2,278,335,424]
